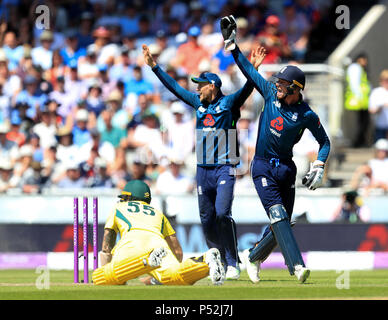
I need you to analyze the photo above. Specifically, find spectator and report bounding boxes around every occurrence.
[97,89,128,131]
[77,46,99,80]
[31,30,54,71]
[124,65,154,97]
[78,128,116,166]
[45,50,66,90]
[198,21,223,56]
[369,69,388,141]
[76,12,95,49]
[15,75,47,120]
[120,6,140,36]
[0,49,22,103]
[86,157,114,189]
[31,104,57,150]
[21,160,46,194]
[155,157,194,195]
[99,108,126,148]
[6,112,25,147]
[164,101,194,162]
[172,26,210,75]
[127,111,166,162]
[279,0,311,62]
[136,14,155,46]
[49,77,74,121]
[256,15,291,63]
[153,30,177,69]
[85,82,106,117]
[60,30,87,67]
[0,158,14,193]
[127,157,152,185]
[10,144,34,189]
[55,126,79,165]
[332,190,370,223]
[56,161,86,189]
[64,60,88,106]
[97,64,116,101]
[41,145,61,187]
[0,72,11,123]
[110,146,131,189]
[89,26,120,66]
[1,30,24,71]
[109,45,133,82]
[350,138,388,194]
[344,53,371,148]
[28,133,44,163]
[14,102,34,136]
[71,109,91,147]
[212,46,236,73]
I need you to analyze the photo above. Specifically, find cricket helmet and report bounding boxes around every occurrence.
[274,65,305,91]
[120,180,151,204]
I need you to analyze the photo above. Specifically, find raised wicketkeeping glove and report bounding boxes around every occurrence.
[302,160,325,190]
[220,15,237,51]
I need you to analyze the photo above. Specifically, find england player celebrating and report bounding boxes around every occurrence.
[220,16,331,283]
[142,44,254,279]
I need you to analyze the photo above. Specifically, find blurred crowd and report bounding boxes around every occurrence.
[0,0,329,195]
[1,0,386,201]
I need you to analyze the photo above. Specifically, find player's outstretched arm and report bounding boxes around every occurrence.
[250,46,267,70]
[230,44,273,100]
[142,44,156,68]
[142,44,199,108]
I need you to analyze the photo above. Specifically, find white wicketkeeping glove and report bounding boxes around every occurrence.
[220,15,237,51]
[302,160,325,190]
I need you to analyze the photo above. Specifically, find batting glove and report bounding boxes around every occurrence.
[99,251,112,266]
[220,15,237,51]
[302,160,325,190]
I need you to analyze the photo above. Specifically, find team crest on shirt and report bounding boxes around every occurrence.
[291,112,298,121]
[273,100,281,108]
[198,106,206,113]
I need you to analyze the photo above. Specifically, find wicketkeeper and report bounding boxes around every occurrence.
[220,15,331,283]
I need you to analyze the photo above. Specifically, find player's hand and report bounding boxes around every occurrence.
[220,15,237,51]
[250,46,267,69]
[302,160,325,190]
[142,44,156,68]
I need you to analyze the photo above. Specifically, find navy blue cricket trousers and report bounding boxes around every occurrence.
[251,157,297,238]
[196,165,239,267]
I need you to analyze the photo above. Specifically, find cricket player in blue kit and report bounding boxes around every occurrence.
[142,44,254,279]
[220,16,331,283]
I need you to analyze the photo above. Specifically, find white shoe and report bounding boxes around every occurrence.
[225,265,240,280]
[242,249,260,283]
[294,265,310,283]
[205,248,225,285]
[147,247,167,267]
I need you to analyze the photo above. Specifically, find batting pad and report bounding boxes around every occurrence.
[249,228,277,263]
[92,250,158,285]
[269,204,305,275]
[156,258,209,285]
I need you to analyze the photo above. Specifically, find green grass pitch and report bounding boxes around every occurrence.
[0,269,388,300]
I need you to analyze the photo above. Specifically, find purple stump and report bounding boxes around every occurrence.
[73,197,79,283]
[93,197,98,270]
[83,197,89,283]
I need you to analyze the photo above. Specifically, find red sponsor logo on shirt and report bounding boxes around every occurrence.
[203,114,215,127]
[270,116,284,131]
